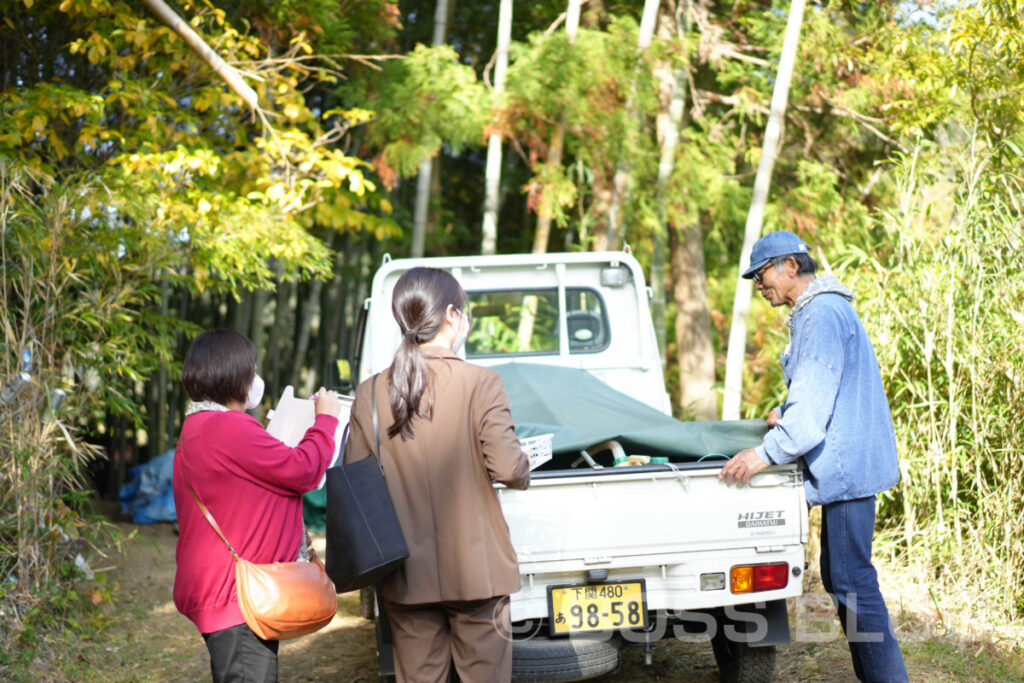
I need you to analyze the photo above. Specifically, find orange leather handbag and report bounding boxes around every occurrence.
[185,479,337,641]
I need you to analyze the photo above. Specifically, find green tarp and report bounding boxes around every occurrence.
[494,362,767,464]
[305,362,768,524]
[303,486,327,532]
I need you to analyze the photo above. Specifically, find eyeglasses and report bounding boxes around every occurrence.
[752,263,773,284]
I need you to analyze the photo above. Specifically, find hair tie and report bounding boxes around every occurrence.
[404,330,417,341]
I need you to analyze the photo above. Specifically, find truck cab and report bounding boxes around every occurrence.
[354,250,669,414]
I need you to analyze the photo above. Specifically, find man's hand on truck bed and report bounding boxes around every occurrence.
[718,447,770,486]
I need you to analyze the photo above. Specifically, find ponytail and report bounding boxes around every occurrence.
[388,332,431,439]
[387,267,467,439]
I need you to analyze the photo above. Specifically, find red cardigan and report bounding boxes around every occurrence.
[172,409,338,634]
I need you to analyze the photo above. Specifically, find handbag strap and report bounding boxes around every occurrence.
[371,373,381,463]
[182,473,240,561]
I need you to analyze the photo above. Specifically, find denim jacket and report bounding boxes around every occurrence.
[755,276,900,505]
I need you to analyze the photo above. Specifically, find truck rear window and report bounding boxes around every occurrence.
[466,288,609,357]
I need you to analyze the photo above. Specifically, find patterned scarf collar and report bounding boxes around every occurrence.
[185,400,230,416]
[787,274,855,330]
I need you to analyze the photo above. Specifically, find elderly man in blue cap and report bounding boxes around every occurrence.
[719,230,908,682]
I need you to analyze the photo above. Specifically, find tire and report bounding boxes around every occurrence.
[710,630,776,683]
[359,586,376,620]
[512,635,621,682]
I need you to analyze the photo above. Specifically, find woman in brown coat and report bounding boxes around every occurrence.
[344,266,530,683]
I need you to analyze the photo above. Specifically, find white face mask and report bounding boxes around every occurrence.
[452,309,470,353]
[244,374,265,410]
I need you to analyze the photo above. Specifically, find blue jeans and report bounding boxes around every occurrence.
[820,496,908,683]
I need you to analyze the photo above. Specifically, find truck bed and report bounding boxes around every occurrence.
[497,463,807,623]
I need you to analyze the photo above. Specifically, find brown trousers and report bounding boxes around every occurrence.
[385,595,513,683]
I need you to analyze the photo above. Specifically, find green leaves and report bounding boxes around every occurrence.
[947,0,1024,142]
[350,43,490,181]
[1,0,395,296]
[502,23,644,159]
[0,164,182,637]
[833,134,1024,621]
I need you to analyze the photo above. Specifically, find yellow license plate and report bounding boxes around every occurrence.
[548,580,648,635]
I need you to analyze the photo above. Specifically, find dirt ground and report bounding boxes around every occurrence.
[52,510,1024,683]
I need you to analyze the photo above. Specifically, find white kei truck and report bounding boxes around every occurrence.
[348,251,808,683]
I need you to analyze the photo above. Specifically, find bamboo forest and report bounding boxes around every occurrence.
[2,0,1023,680]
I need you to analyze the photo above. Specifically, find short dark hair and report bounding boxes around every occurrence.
[773,252,818,276]
[182,329,257,405]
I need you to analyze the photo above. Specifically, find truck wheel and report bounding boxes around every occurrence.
[710,631,775,683]
[359,586,376,620]
[512,635,621,682]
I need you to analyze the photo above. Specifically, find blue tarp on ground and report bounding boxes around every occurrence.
[119,448,177,524]
[118,445,327,529]
[493,362,767,463]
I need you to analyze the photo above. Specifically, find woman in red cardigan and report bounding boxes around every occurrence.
[172,329,341,682]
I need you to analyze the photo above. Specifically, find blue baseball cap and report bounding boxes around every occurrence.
[741,231,810,279]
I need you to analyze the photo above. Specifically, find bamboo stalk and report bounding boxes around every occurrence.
[721,0,807,419]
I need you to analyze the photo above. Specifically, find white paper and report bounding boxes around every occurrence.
[265,386,353,489]
[520,433,554,471]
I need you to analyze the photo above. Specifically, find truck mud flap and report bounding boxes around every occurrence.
[706,600,788,683]
[710,599,790,647]
[512,634,621,682]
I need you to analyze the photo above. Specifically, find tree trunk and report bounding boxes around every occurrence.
[351,234,379,381]
[319,233,348,388]
[427,159,444,255]
[600,0,660,251]
[530,123,565,256]
[517,0,581,348]
[250,285,270,386]
[168,287,189,448]
[651,0,684,368]
[481,0,513,255]
[652,0,716,420]
[291,279,324,397]
[587,178,614,249]
[291,232,334,395]
[153,281,171,455]
[411,158,432,257]
[267,270,294,397]
[530,0,580,257]
[722,0,807,420]
[230,289,254,336]
[670,219,717,419]
[410,0,453,257]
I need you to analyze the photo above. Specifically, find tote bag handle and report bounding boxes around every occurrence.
[370,374,382,469]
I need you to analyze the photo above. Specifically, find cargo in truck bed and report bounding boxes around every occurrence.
[495,362,767,467]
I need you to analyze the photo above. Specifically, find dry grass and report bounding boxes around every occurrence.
[5,505,1023,682]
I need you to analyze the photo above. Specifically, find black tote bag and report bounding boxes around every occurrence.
[324,375,409,593]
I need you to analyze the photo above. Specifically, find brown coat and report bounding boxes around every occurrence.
[344,346,530,606]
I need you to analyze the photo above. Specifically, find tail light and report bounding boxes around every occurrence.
[730,563,789,593]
